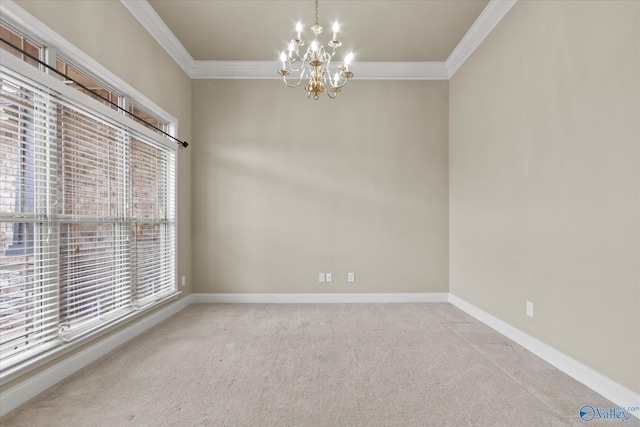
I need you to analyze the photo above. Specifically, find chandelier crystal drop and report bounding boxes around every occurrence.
[278,0,354,100]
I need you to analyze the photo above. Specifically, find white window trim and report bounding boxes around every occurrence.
[0,2,181,385]
[1,53,180,385]
[0,0,179,138]
[2,54,174,152]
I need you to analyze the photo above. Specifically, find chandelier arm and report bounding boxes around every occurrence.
[330,71,351,89]
[294,47,307,63]
[282,66,308,88]
[300,48,313,64]
[282,76,303,88]
[326,88,338,99]
[288,62,304,73]
[288,53,309,73]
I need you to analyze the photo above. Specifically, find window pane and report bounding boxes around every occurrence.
[59,223,130,332]
[56,104,125,217]
[0,24,41,67]
[0,25,22,60]
[23,40,40,68]
[130,137,175,305]
[56,62,119,111]
[53,59,70,84]
[131,222,174,303]
[130,105,165,134]
[0,221,59,361]
[131,138,168,220]
[1,78,36,216]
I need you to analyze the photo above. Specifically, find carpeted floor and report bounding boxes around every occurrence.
[1,303,637,426]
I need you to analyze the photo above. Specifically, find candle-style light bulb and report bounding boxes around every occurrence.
[295,21,303,38]
[332,22,339,39]
[280,51,287,68]
[334,72,340,85]
[311,40,319,52]
[288,42,295,57]
[344,52,353,70]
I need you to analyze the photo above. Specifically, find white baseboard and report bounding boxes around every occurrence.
[0,295,193,417]
[449,294,640,419]
[191,292,450,304]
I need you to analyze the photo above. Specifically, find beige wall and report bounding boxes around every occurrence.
[192,79,449,293]
[14,0,193,295]
[3,0,192,390]
[450,0,640,393]
[7,0,638,405]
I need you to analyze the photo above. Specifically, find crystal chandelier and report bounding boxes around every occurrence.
[278,0,354,100]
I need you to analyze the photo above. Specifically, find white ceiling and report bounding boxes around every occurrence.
[122,0,517,79]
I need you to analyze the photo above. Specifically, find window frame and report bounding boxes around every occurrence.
[0,6,180,385]
[0,4,179,137]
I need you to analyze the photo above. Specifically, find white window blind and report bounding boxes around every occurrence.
[0,53,177,372]
[56,102,130,335]
[0,72,59,363]
[130,138,175,306]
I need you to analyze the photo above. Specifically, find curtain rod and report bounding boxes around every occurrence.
[0,37,189,148]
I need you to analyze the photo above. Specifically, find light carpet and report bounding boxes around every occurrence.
[1,303,636,426]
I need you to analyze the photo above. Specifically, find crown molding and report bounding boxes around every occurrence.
[191,61,279,80]
[446,0,518,77]
[351,62,449,80]
[120,0,195,76]
[190,60,449,80]
[122,0,517,80]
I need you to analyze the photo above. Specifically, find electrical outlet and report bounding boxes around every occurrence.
[318,273,325,283]
[526,301,534,318]
[181,276,186,287]
[347,272,355,282]
[326,273,332,282]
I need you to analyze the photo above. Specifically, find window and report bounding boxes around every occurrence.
[0,24,42,262]
[130,138,176,305]
[130,105,167,135]
[55,59,121,111]
[0,72,59,362]
[0,35,177,372]
[0,24,41,68]
[56,102,130,335]
[1,24,168,131]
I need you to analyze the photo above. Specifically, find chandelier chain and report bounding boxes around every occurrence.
[315,0,319,26]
